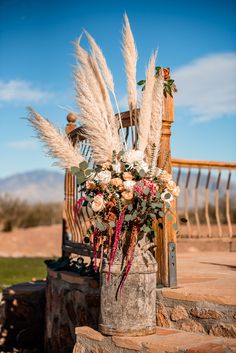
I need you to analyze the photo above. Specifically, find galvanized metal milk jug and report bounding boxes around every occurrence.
[99,243,157,336]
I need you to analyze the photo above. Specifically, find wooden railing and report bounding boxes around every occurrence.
[172,159,236,239]
[62,94,177,287]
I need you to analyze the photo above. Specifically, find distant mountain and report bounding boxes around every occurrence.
[0,170,64,203]
[0,169,235,208]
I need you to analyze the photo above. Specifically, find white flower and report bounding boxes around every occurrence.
[161,189,174,204]
[123,149,144,165]
[123,180,136,191]
[135,161,149,173]
[95,170,111,184]
[91,195,105,212]
[112,162,121,174]
[167,180,180,196]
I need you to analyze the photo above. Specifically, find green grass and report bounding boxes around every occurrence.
[0,257,47,291]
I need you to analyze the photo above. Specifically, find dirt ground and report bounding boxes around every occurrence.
[0,225,62,257]
[0,224,235,258]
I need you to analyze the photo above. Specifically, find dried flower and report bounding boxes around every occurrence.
[121,190,133,202]
[163,68,170,80]
[161,190,173,204]
[123,180,136,191]
[86,180,96,190]
[122,172,133,181]
[111,178,123,188]
[102,161,111,170]
[91,195,105,212]
[167,181,180,197]
[159,170,172,183]
[112,162,121,174]
[123,149,144,165]
[95,170,112,184]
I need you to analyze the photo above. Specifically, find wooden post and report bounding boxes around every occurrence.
[62,112,78,257]
[155,93,177,287]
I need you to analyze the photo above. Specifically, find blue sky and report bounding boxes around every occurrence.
[0,0,236,177]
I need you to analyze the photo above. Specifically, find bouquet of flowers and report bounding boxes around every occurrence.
[72,148,179,288]
[27,14,179,288]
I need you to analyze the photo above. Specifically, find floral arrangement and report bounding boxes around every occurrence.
[27,14,179,288]
[72,149,179,288]
[138,66,177,97]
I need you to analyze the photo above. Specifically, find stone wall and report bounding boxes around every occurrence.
[73,325,236,353]
[45,268,100,353]
[156,289,236,338]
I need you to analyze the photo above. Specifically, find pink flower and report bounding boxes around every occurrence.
[133,179,157,199]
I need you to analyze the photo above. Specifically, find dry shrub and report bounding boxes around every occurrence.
[0,195,62,232]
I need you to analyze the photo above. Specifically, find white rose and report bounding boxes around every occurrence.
[161,190,174,204]
[95,170,111,184]
[123,149,144,165]
[123,180,136,191]
[91,195,105,212]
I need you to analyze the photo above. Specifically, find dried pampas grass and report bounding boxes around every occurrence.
[85,31,115,93]
[75,39,121,159]
[137,51,157,152]
[75,68,117,164]
[122,14,138,107]
[145,70,164,166]
[85,31,127,149]
[27,107,84,168]
[122,13,138,136]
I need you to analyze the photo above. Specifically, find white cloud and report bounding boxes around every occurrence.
[0,80,53,104]
[7,139,38,149]
[173,53,236,122]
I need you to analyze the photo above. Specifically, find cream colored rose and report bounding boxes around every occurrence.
[121,190,133,202]
[102,162,111,170]
[167,181,180,197]
[159,170,172,183]
[123,172,133,181]
[123,180,136,191]
[111,178,123,188]
[91,195,105,212]
[172,185,180,197]
[86,180,96,190]
[95,170,112,184]
[167,180,176,192]
[123,149,144,164]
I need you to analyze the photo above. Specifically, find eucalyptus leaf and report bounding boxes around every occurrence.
[141,200,147,208]
[159,211,165,218]
[173,223,178,231]
[139,169,146,178]
[125,214,132,222]
[79,161,89,170]
[71,167,80,175]
[167,214,173,221]
[143,187,150,195]
[128,204,133,211]
[96,221,106,231]
[109,221,116,228]
[77,175,86,185]
[84,169,93,177]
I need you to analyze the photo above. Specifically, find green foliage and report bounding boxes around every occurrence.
[137,66,177,97]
